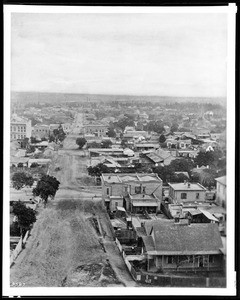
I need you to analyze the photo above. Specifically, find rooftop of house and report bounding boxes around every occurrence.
[143,222,223,255]
[168,182,207,191]
[146,152,163,163]
[215,176,226,186]
[101,173,162,184]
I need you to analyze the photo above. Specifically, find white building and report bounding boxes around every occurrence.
[10,114,32,141]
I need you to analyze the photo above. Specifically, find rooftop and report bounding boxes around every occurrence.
[101,173,162,184]
[168,182,206,191]
[143,222,223,255]
[215,176,226,186]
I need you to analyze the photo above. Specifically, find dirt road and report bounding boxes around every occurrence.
[10,132,137,287]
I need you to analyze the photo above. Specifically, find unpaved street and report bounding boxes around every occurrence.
[10,132,137,287]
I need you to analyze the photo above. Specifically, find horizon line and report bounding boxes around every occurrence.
[11,90,227,99]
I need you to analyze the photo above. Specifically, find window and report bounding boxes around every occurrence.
[196,193,200,199]
[142,186,146,193]
[181,193,187,199]
[135,186,141,194]
[167,256,174,264]
[106,187,110,196]
[18,127,20,132]
[124,186,128,193]
[115,202,118,208]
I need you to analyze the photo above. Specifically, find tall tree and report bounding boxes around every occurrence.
[76,137,87,149]
[159,134,166,144]
[12,201,36,236]
[101,140,112,148]
[32,175,60,207]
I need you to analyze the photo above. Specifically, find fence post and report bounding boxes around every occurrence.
[206,277,209,287]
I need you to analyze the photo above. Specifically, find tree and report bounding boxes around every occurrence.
[76,137,87,149]
[170,123,179,133]
[107,128,116,138]
[30,137,39,144]
[52,125,66,142]
[101,140,112,148]
[159,134,166,144]
[12,201,36,236]
[17,163,24,168]
[32,175,60,207]
[169,158,194,173]
[26,145,36,154]
[87,141,101,149]
[88,163,110,177]
[152,165,175,184]
[12,172,34,190]
[30,162,39,168]
[194,151,215,168]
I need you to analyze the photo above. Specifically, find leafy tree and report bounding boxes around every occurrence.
[169,158,194,173]
[30,137,39,144]
[12,201,36,236]
[170,123,179,133]
[76,137,87,149]
[21,137,29,149]
[52,125,66,142]
[121,138,128,148]
[32,175,60,207]
[194,151,215,168]
[101,140,112,148]
[159,134,166,143]
[144,120,165,134]
[152,165,175,184]
[87,141,101,149]
[88,163,110,177]
[191,169,217,190]
[26,145,35,154]
[171,173,190,183]
[107,128,116,138]
[30,162,39,168]
[12,172,34,190]
[17,163,24,168]
[115,117,135,131]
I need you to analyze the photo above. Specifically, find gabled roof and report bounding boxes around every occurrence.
[144,222,223,255]
[215,176,226,186]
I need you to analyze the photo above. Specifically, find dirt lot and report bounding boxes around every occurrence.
[10,134,137,287]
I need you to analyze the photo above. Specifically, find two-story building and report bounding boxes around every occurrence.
[168,182,207,204]
[101,173,163,213]
[31,124,50,139]
[83,123,108,137]
[10,115,32,141]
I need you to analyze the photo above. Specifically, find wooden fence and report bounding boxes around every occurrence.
[10,230,29,267]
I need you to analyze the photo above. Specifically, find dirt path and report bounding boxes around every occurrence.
[10,130,137,287]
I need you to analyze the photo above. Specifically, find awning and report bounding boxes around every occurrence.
[132,202,158,207]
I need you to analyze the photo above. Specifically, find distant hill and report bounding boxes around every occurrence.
[11,91,226,106]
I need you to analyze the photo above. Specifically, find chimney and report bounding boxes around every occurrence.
[197,165,199,169]
[184,180,187,185]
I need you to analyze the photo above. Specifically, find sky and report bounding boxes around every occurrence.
[11,12,228,97]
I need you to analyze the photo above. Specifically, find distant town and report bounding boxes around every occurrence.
[10,93,226,288]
